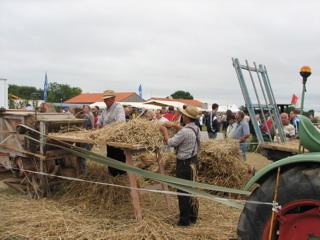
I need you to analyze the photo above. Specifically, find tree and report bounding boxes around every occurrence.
[47,82,82,103]
[170,90,194,100]
[8,84,43,100]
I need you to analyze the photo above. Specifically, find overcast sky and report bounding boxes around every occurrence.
[1,0,320,110]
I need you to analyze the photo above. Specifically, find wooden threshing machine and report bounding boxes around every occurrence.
[0,109,85,196]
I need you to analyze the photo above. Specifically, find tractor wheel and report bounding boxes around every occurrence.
[237,164,320,240]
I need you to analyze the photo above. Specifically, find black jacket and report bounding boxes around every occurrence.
[206,112,220,133]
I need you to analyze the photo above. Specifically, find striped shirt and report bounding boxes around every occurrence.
[167,122,201,160]
[97,102,125,126]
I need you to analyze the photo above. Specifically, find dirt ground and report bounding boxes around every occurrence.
[0,152,271,240]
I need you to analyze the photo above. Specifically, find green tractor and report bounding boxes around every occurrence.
[237,115,320,240]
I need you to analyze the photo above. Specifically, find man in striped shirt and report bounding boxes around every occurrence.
[97,90,126,176]
[160,105,201,227]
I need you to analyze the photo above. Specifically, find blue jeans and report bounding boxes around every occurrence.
[240,142,247,160]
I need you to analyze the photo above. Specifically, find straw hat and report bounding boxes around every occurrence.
[180,105,201,119]
[102,90,117,99]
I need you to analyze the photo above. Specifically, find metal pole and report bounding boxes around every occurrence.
[300,82,306,115]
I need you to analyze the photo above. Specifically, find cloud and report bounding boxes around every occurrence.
[1,0,320,110]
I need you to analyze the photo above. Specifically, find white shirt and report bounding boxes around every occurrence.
[155,117,169,123]
[226,122,237,139]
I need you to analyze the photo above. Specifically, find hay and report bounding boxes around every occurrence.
[134,140,250,191]
[0,192,241,240]
[51,118,177,151]
[56,161,145,212]
[0,138,248,239]
[198,139,250,190]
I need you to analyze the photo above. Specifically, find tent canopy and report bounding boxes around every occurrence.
[89,102,161,110]
[204,104,240,113]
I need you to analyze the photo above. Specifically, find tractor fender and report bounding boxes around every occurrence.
[243,152,320,191]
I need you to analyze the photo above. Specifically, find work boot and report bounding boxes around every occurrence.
[176,219,190,227]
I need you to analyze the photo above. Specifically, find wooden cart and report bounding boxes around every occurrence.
[0,110,85,196]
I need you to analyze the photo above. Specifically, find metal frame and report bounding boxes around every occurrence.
[232,58,286,143]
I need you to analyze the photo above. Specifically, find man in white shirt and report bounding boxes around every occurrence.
[274,112,295,142]
[154,109,169,122]
[226,115,237,139]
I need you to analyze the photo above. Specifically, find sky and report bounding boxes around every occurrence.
[1,0,320,110]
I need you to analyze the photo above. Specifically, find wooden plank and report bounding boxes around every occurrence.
[0,143,45,160]
[124,149,143,221]
[155,149,171,208]
[259,141,304,153]
[49,135,146,150]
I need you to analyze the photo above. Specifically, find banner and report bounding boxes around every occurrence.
[138,84,142,98]
[43,72,48,102]
[291,94,298,105]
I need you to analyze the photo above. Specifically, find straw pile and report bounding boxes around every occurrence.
[51,118,176,151]
[198,139,250,191]
[0,191,241,239]
[134,139,250,191]
[57,161,146,211]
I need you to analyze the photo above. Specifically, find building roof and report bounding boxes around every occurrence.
[65,92,137,103]
[149,97,204,107]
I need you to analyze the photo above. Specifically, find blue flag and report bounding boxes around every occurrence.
[138,84,142,98]
[43,72,48,102]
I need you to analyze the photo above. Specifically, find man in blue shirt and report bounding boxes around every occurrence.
[290,109,300,137]
[232,111,251,160]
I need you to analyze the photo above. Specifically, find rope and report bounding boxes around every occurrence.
[10,167,278,208]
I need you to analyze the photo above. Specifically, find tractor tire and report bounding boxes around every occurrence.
[237,164,320,240]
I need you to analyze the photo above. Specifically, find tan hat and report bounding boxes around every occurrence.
[180,105,201,119]
[102,90,117,99]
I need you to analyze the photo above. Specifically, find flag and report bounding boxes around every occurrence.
[43,72,48,102]
[138,84,142,98]
[291,94,298,105]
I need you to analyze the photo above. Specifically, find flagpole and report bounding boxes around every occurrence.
[43,72,48,102]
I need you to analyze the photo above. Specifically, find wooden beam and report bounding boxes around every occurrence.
[124,149,143,221]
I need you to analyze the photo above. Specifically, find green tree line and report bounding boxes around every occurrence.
[9,83,82,103]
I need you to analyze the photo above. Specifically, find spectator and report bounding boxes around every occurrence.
[83,105,94,129]
[226,115,237,139]
[290,109,300,137]
[155,109,169,122]
[163,105,177,121]
[206,103,220,139]
[92,106,100,128]
[274,113,295,141]
[232,111,251,160]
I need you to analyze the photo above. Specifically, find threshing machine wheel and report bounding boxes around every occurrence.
[237,164,320,240]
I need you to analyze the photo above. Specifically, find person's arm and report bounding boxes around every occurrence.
[239,134,251,143]
[163,122,183,131]
[239,122,251,142]
[96,113,103,128]
[160,126,169,144]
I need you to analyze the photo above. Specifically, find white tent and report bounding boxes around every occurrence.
[144,100,186,109]
[204,104,240,113]
[89,102,162,110]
